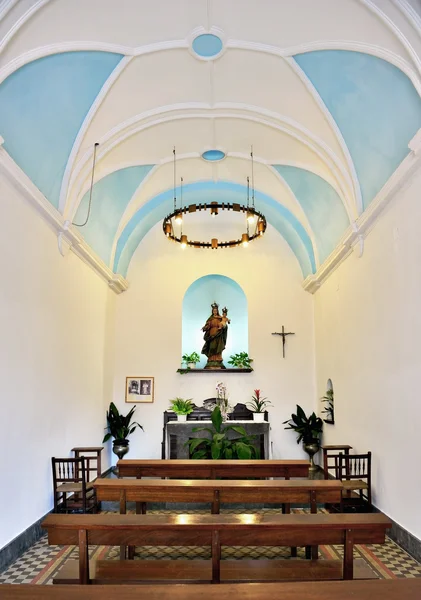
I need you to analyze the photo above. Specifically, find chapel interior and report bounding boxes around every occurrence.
[1,1,421,598]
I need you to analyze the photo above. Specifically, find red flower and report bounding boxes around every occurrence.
[254,389,261,399]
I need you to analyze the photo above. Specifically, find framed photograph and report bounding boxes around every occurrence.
[125,376,154,403]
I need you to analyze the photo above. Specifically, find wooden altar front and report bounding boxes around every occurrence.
[162,402,270,459]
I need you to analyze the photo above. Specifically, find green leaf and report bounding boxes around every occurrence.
[211,444,221,459]
[102,433,112,443]
[226,425,247,436]
[211,406,223,432]
[235,442,252,459]
[188,438,206,453]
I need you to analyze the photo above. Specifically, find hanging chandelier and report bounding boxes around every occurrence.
[162,147,267,249]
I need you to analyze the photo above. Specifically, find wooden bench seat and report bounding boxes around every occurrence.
[116,459,310,480]
[42,512,391,584]
[2,580,421,599]
[94,478,344,514]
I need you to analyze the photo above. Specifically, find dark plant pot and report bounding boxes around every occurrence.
[303,440,320,471]
[113,439,129,460]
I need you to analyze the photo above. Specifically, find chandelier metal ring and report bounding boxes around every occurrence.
[163,202,267,249]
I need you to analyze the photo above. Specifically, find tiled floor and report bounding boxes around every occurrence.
[1,508,421,585]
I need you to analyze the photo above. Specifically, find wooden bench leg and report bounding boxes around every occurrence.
[78,529,89,585]
[283,502,297,557]
[211,530,221,584]
[310,491,318,560]
[343,529,354,580]
[212,490,220,514]
[119,490,128,560]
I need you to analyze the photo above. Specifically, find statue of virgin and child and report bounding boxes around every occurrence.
[201,302,230,369]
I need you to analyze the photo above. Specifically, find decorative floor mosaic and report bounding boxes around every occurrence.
[1,508,421,585]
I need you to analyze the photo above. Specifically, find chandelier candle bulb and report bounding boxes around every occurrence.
[258,220,265,235]
[241,233,249,247]
[247,211,255,224]
[165,223,171,236]
[211,202,219,217]
[180,234,188,248]
[175,211,183,224]
[211,238,218,249]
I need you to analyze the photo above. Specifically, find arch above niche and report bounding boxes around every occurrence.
[182,274,248,370]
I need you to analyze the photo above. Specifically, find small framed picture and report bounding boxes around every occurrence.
[125,377,154,403]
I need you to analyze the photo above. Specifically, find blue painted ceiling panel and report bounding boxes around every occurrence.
[273,165,350,263]
[114,181,315,278]
[0,51,123,208]
[294,50,421,209]
[74,165,155,265]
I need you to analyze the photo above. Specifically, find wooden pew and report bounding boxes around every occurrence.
[95,478,343,561]
[42,512,391,585]
[94,478,343,514]
[1,580,421,599]
[116,459,310,480]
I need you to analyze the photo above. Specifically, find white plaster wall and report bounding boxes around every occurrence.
[112,224,316,463]
[0,172,114,550]
[314,167,421,541]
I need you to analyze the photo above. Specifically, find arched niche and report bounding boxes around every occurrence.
[182,275,248,369]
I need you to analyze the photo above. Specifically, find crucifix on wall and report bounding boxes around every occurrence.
[272,325,295,358]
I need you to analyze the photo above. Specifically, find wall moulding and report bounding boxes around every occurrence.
[0,147,129,295]
[303,145,421,294]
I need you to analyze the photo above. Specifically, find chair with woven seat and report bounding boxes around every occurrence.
[51,457,97,514]
[338,451,372,512]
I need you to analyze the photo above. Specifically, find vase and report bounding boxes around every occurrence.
[112,439,129,460]
[253,412,265,422]
[188,362,196,369]
[303,441,320,471]
[177,414,187,422]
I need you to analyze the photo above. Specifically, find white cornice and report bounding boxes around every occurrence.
[303,141,421,293]
[394,0,421,38]
[0,0,18,22]
[0,147,128,294]
[58,55,132,214]
[359,0,421,76]
[0,0,51,56]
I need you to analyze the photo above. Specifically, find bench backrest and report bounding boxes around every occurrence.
[116,459,310,479]
[42,513,391,547]
[94,478,343,504]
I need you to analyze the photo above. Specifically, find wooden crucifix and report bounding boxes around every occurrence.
[272,325,295,358]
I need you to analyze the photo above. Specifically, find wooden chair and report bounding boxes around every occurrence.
[321,445,353,480]
[338,452,372,511]
[52,457,97,514]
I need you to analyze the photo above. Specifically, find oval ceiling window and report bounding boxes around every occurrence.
[192,34,223,58]
[201,149,226,162]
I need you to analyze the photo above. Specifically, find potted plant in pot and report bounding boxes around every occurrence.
[170,397,195,421]
[182,352,201,369]
[283,405,323,471]
[246,389,272,422]
[103,402,144,460]
[227,352,253,370]
[321,388,334,424]
[186,406,260,459]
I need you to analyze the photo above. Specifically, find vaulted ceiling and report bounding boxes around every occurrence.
[1,0,421,283]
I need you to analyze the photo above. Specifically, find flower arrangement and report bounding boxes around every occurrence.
[247,389,272,413]
[215,381,233,421]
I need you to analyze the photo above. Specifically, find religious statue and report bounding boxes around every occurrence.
[201,303,230,369]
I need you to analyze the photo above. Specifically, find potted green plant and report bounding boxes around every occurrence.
[182,351,201,369]
[227,352,253,370]
[186,406,260,459]
[103,402,144,460]
[246,389,272,422]
[321,388,334,424]
[169,397,195,421]
[283,405,323,471]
